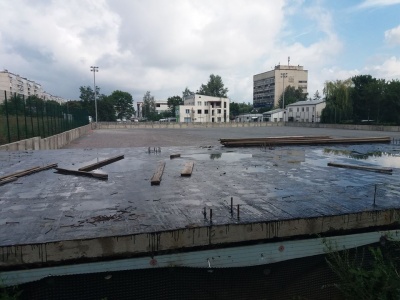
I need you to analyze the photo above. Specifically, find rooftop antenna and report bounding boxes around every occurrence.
[288,56,290,67]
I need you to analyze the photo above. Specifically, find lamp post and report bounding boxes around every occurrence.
[280,72,287,122]
[90,66,99,125]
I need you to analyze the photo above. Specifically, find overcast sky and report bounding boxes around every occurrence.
[1,0,399,104]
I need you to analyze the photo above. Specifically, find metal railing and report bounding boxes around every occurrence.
[0,91,89,146]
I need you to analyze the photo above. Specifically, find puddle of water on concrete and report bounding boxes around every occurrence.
[323,149,400,168]
[184,153,252,161]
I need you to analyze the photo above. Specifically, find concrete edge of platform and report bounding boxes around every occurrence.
[1,208,399,269]
[0,124,92,151]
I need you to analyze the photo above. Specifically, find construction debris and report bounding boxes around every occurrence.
[151,162,166,185]
[0,163,58,185]
[181,161,194,177]
[327,162,393,174]
[220,136,391,147]
[78,154,124,172]
[55,168,108,180]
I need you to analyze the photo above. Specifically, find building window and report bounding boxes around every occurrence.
[197,101,202,106]
[289,108,292,112]
[302,107,304,112]
[204,109,209,114]
[184,117,191,123]
[313,107,315,112]
[197,109,202,114]
[217,109,221,114]
[306,107,309,112]
[297,108,299,112]
[204,102,209,106]
[156,104,161,107]
[224,102,226,108]
[217,117,221,122]
[185,109,190,114]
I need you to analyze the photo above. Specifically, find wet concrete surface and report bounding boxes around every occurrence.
[1,142,400,247]
[64,126,400,148]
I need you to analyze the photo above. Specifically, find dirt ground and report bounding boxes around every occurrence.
[64,126,400,148]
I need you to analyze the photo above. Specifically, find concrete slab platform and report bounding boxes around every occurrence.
[1,143,400,268]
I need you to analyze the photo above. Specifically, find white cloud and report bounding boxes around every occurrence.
[365,56,400,79]
[385,25,400,45]
[357,0,400,9]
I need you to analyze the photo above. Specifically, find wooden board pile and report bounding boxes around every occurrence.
[219,136,391,147]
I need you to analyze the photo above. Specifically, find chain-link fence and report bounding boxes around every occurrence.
[0,92,88,146]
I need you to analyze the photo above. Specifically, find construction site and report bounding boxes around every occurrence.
[1,125,400,299]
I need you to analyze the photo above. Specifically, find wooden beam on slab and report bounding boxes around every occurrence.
[181,161,194,177]
[328,162,393,174]
[78,155,124,172]
[0,164,58,182]
[55,168,108,180]
[170,154,181,159]
[151,162,166,186]
[0,177,18,186]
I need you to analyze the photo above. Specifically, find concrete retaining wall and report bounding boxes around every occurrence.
[98,121,400,132]
[0,124,92,151]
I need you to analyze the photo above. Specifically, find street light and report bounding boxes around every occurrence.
[90,66,99,125]
[280,72,287,122]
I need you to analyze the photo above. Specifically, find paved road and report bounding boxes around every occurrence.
[64,125,400,148]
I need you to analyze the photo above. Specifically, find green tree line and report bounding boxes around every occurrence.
[321,75,400,125]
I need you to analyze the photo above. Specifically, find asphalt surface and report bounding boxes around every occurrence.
[64,126,400,149]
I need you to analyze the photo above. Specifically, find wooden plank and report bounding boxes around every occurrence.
[78,155,124,172]
[181,161,194,177]
[151,162,166,185]
[220,136,331,143]
[328,162,392,174]
[222,137,391,147]
[0,164,58,182]
[0,177,18,186]
[170,154,181,159]
[55,168,108,180]
[0,166,40,181]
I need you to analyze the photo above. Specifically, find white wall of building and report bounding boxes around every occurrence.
[235,114,263,122]
[286,100,326,123]
[262,108,285,122]
[177,94,230,123]
[155,100,169,114]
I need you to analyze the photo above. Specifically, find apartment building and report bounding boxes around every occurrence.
[155,100,169,114]
[0,69,65,104]
[177,94,230,123]
[285,99,326,123]
[253,64,308,109]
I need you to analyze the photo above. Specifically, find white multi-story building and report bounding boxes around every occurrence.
[0,69,65,104]
[285,99,326,123]
[253,64,308,110]
[177,94,230,123]
[155,100,169,114]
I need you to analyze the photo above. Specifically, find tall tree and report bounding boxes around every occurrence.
[321,79,352,123]
[198,74,228,97]
[97,95,117,121]
[142,91,156,119]
[277,86,307,109]
[167,95,183,117]
[108,90,135,119]
[182,87,194,99]
[230,102,253,117]
[313,90,321,101]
